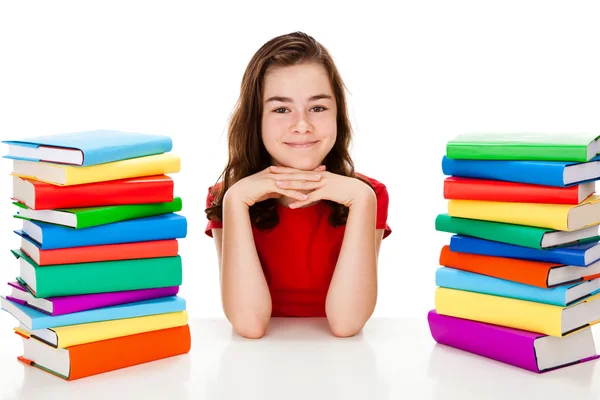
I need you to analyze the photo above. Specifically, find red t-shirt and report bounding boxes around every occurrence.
[204,174,391,317]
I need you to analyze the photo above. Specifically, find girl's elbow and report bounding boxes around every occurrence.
[326,315,367,338]
[233,320,268,339]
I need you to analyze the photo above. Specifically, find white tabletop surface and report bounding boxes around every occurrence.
[1,317,600,400]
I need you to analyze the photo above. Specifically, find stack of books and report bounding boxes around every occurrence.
[0,130,191,380]
[429,133,600,373]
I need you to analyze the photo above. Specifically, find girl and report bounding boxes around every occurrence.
[205,32,391,339]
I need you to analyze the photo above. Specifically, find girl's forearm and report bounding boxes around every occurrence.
[325,190,378,337]
[221,194,272,337]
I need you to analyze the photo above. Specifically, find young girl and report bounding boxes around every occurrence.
[205,31,391,339]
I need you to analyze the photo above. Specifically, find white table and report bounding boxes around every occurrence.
[1,317,600,400]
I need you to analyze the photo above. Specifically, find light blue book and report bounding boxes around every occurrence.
[0,295,186,330]
[2,129,172,166]
[436,267,600,306]
[14,213,187,250]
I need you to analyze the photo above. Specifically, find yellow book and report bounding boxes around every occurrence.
[435,288,600,337]
[15,311,188,348]
[11,153,180,186]
[447,194,600,231]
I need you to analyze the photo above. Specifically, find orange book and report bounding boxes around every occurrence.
[20,238,179,266]
[18,325,191,380]
[439,245,600,288]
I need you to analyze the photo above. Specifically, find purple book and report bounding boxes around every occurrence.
[7,281,179,316]
[428,310,599,373]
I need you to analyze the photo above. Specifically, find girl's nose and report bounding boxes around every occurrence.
[292,112,313,134]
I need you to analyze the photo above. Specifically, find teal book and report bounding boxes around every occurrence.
[12,249,182,298]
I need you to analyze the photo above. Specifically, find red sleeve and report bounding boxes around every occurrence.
[363,176,391,239]
[205,184,223,238]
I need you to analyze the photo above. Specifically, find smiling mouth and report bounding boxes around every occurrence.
[284,141,319,148]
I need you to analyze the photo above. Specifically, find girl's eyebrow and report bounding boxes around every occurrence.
[264,94,333,103]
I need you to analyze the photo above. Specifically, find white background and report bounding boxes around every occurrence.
[1,0,600,323]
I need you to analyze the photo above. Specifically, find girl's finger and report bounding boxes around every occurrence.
[275,188,309,201]
[289,189,323,208]
[275,180,325,190]
[269,172,322,181]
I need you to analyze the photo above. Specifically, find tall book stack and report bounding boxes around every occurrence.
[0,130,191,380]
[429,133,600,373]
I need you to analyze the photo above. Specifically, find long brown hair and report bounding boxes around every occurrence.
[205,31,370,229]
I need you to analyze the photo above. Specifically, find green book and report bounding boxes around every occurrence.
[446,133,600,162]
[12,249,182,298]
[435,214,600,249]
[13,197,182,229]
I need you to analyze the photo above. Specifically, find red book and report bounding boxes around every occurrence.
[12,175,174,210]
[443,177,595,204]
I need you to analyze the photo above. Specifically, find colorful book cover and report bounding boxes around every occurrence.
[436,214,600,249]
[447,195,600,231]
[449,235,600,267]
[2,129,173,166]
[14,197,183,228]
[12,175,174,210]
[8,281,179,315]
[443,177,594,204]
[1,295,186,330]
[441,155,600,187]
[428,310,599,373]
[446,133,600,162]
[16,213,187,250]
[11,153,180,186]
[18,324,191,380]
[435,266,600,306]
[12,249,182,298]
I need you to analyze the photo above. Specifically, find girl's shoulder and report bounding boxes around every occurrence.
[205,181,223,208]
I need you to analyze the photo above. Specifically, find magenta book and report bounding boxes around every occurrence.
[7,282,179,315]
[427,310,599,373]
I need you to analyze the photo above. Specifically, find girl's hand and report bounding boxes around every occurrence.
[270,166,375,208]
[225,165,327,208]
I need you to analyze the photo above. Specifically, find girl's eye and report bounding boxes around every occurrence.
[311,106,327,112]
[273,108,289,113]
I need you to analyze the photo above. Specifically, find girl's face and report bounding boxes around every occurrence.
[261,62,337,170]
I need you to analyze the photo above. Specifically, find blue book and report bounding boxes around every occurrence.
[2,129,172,166]
[436,267,600,306]
[0,295,186,330]
[449,235,600,267]
[15,213,187,250]
[441,155,600,187]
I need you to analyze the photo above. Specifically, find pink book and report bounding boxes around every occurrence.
[7,281,179,316]
[428,310,599,373]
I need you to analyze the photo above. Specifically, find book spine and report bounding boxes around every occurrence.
[428,311,540,372]
[435,214,544,249]
[446,144,587,162]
